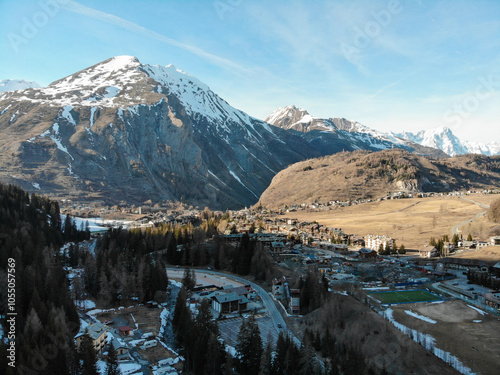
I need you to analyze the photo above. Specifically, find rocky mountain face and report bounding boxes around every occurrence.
[391,127,500,157]
[257,149,500,208]
[266,106,448,158]
[0,79,40,92]
[0,56,320,209]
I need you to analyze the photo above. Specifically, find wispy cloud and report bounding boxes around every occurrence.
[61,0,250,74]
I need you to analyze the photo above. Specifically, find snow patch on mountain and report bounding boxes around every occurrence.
[141,63,250,125]
[61,106,76,125]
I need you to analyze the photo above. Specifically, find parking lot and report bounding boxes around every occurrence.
[218,314,279,348]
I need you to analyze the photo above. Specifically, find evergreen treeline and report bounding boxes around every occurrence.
[85,226,280,305]
[467,269,500,289]
[80,226,170,305]
[0,183,88,375]
[172,286,327,375]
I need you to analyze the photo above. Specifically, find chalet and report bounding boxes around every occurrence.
[462,240,476,249]
[419,247,438,258]
[212,293,249,314]
[358,248,377,259]
[491,236,500,246]
[109,332,129,357]
[118,325,133,336]
[271,241,285,253]
[75,322,107,355]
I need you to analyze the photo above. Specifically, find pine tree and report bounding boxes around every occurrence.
[80,334,99,375]
[236,315,263,375]
[259,334,273,375]
[182,267,196,291]
[106,341,120,375]
[398,244,406,254]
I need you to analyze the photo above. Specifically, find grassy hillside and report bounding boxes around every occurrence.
[258,149,500,208]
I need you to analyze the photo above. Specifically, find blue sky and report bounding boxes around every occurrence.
[1,0,499,143]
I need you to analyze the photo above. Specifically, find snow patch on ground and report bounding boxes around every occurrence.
[76,300,96,310]
[404,310,437,324]
[97,360,107,375]
[169,280,183,288]
[118,362,141,375]
[467,305,487,316]
[382,308,472,374]
[225,345,237,357]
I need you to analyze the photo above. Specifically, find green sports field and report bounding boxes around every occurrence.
[368,289,442,304]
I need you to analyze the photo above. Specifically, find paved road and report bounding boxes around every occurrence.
[166,267,301,346]
[452,197,490,235]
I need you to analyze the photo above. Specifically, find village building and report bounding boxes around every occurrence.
[288,289,300,315]
[491,236,500,246]
[365,235,394,251]
[419,247,438,258]
[358,248,378,259]
[75,322,107,355]
[119,325,133,336]
[484,292,500,313]
[211,293,249,314]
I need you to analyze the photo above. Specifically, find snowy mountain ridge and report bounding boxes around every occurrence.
[265,105,426,154]
[0,56,319,209]
[267,105,498,157]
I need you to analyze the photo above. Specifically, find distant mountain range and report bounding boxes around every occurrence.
[266,105,499,158]
[0,56,322,209]
[0,79,40,92]
[391,127,500,157]
[0,57,496,209]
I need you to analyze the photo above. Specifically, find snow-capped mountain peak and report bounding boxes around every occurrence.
[392,127,499,156]
[0,56,250,125]
[266,105,311,125]
[0,79,40,92]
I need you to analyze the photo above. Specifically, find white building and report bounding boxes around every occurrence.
[365,235,394,251]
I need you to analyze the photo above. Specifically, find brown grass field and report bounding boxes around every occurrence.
[391,300,500,375]
[288,193,500,253]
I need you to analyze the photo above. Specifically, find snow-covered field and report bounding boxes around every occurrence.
[62,215,133,232]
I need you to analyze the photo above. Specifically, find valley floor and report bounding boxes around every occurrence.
[287,193,499,251]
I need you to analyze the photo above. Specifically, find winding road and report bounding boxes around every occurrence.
[452,197,490,235]
[166,267,301,346]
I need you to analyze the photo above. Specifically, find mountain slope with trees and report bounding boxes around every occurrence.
[258,149,500,208]
[0,183,88,375]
